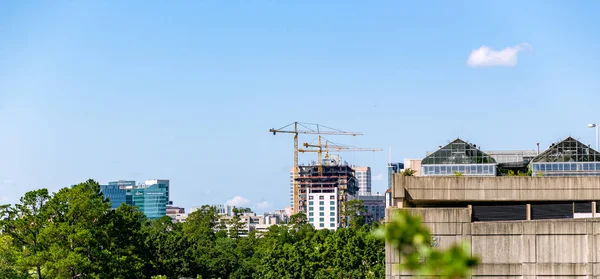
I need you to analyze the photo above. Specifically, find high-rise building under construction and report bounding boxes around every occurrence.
[296,155,358,230]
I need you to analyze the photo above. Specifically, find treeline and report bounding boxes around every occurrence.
[0,180,385,279]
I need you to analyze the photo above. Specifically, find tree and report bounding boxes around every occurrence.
[2,184,390,279]
[288,212,308,229]
[99,204,149,279]
[228,207,245,239]
[183,205,218,243]
[3,189,51,279]
[144,216,191,278]
[216,218,229,238]
[231,232,259,279]
[41,180,111,278]
[342,199,366,228]
[0,234,25,279]
[182,205,220,278]
[402,168,417,176]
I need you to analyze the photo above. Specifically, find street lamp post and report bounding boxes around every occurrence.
[589,124,599,150]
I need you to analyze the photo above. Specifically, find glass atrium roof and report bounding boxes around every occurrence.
[421,138,496,165]
[531,137,600,163]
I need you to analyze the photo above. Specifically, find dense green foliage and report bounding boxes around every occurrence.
[400,168,417,176]
[0,180,385,279]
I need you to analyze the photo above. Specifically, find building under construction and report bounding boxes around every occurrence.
[296,156,358,229]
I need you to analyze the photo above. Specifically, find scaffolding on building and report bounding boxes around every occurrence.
[296,163,358,228]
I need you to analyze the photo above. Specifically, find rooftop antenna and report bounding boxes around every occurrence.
[388,146,392,164]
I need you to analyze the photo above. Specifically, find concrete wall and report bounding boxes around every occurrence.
[386,207,600,278]
[392,175,600,205]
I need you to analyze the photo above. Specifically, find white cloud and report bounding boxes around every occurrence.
[255,201,272,209]
[225,196,250,207]
[467,43,531,67]
[373,173,384,181]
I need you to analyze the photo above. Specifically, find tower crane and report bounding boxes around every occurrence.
[300,136,383,175]
[269,122,362,214]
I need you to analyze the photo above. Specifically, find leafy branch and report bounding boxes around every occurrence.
[375,211,478,278]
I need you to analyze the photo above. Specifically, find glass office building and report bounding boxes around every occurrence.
[100,181,136,209]
[421,138,497,176]
[387,162,404,189]
[132,183,167,219]
[531,137,600,176]
[100,185,128,209]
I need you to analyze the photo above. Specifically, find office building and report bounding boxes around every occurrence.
[205,207,284,237]
[145,179,171,205]
[357,194,385,223]
[253,215,280,234]
[353,166,372,195]
[100,185,128,210]
[386,136,600,278]
[100,180,136,209]
[387,163,404,189]
[174,214,188,222]
[272,208,292,223]
[166,206,187,223]
[166,205,185,215]
[132,182,168,219]
[214,204,235,216]
[108,180,136,187]
[100,179,171,219]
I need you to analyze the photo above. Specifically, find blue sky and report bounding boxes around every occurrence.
[2,1,600,212]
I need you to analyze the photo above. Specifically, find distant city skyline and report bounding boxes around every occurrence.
[3,1,600,212]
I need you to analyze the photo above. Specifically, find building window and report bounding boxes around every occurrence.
[319,201,324,205]
[309,207,313,211]
[330,212,335,216]
[330,206,335,211]
[330,223,335,227]
[309,201,313,205]
[309,218,314,222]
[330,218,335,222]
[330,201,335,205]
[319,196,324,200]
[309,196,314,200]
[320,218,324,222]
[320,212,324,216]
[309,212,313,216]
[319,207,324,211]
[320,223,324,227]
[330,195,335,200]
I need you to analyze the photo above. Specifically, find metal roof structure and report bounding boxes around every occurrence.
[531,137,600,163]
[421,138,496,165]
